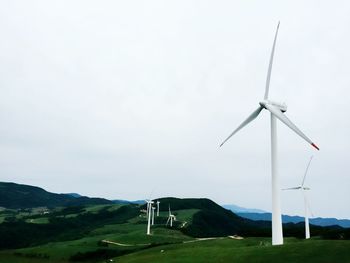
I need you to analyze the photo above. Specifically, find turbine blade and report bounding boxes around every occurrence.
[264,22,280,100]
[301,156,313,187]
[265,104,319,150]
[166,217,170,226]
[282,187,301,190]
[220,106,263,147]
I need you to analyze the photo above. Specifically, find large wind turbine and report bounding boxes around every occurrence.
[219,22,319,245]
[283,156,314,239]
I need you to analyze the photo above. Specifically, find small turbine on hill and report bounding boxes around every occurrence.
[219,22,319,245]
[156,201,160,216]
[166,205,176,227]
[283,156,314,239]
[151,206,155,225]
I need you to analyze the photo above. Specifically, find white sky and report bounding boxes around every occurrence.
[1,1,349,219]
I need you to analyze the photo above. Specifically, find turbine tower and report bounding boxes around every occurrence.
[151,206,155,225]
[166,205,176,227]
[156,201,160,216]
[145,199,151,217]
[146,200,154,235]
[283,156,314,239]
[219,22,319,245]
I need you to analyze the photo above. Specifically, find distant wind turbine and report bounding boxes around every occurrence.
[166,205,176,227]
[151,206,155,225]
[156,201,160,217]
[219,22,319,245]
[283,156,314,239]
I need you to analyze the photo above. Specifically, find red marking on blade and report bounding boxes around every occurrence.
[311,143,319,151]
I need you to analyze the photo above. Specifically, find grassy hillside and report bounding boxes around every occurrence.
[152,197,271,237]
[0,198,349,262]
[0,182,112,209]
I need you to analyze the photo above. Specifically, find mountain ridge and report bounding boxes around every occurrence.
[236,212,350,228]
[0,182,112,209]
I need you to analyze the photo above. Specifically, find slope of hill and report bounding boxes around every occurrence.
[152,197,271,238]
[0,182,112,209]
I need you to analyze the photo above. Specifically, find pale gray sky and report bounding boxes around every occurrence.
[1,1,349,219]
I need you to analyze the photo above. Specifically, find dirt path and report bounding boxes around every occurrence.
[102,235,242,247]
[183,237,226,243]
[101,240,150,247]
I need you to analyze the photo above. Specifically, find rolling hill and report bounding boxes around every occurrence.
[150,197,270,237]
[0,182,112,209]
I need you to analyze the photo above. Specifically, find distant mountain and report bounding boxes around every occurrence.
[112,199,146,205]
[223,204,267,214]
[0,182,112,209]
[237,212,350,228]
[311,217,350,228]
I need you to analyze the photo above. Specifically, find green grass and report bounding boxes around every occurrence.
[83,204,115,213]
[25,217,49,224]
[115,238,350,263]
[0,217,194,262]
[172,209,199,223]
[91,222,192,245]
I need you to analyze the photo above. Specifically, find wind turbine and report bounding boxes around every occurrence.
[283,156,314,239]
[219,22,319,245]
[166,205,176,227]
[156,201,160,216]
[151,206,155,225]
[146,200,154,235]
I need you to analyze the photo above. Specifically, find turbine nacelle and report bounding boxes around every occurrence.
[260,100,287,113]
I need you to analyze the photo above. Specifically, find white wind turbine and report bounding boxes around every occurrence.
[166,205,176,227]
[156,201,160,217]
[219,22,319,245]
[283,156,314,239]
[146,200,154,235]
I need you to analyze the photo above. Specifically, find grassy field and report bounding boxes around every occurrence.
[115,238,350,263]
[1,236,349,263]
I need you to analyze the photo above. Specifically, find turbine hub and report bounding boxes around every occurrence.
[259,100,287,112]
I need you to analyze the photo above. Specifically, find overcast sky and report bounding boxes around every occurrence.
[1,1,349,219]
